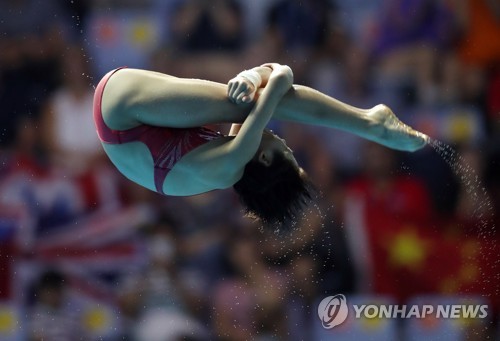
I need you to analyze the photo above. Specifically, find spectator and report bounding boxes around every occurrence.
[439,0,500,107]
[0,114,100,242]
[163,0,249,81]
[212,230,288,340]
[457,0,500,69]
[342,142,433,300]
[286,255,322,341]
[121,220,184,310]
[40,45,123,211]
[29,270,85,341]
[40,45,102,176]
[266,0,332,53]
[306,45,379,174]
[372,0,458,105]
[451,143,495,234]
[258,140,355,339]
[1,116,46,180]
[0,0,68,146]
[263,0,335,83]
[334,0,384,53]
[133,308,208,341]
[170,0,244,53]
[58,0,91,43]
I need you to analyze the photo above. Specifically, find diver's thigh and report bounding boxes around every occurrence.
[103,68,252,129]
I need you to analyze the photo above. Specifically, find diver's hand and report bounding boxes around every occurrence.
[227,73,258,104]
[369,104,430,152]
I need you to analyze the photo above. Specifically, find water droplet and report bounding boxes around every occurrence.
[430,139,495,234]
[430,138,498,289]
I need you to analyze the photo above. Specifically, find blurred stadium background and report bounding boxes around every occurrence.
[0,0,499,340]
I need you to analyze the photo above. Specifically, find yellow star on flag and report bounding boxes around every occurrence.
[129,20,155,47]
[387,228,431,271]
[82,306,110,332]
[0,308,15,334]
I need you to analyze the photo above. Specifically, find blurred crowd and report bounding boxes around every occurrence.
[0,0,499,340]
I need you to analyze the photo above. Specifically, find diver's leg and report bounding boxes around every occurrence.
[273,85,373,134]
[102,68,427,151]
[101,68,252,130]
[272,85,428,152]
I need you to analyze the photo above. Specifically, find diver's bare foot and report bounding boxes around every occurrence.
[368,104,429,152]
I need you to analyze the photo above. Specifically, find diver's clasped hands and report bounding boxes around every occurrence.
[227,64,293,105]
[227,69,261,104]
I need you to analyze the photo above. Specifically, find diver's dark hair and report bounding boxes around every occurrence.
[233,151,314,228]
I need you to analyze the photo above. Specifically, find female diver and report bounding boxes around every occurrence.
[94,63,429,224]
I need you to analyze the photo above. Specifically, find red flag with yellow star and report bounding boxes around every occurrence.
[344,176,500,311]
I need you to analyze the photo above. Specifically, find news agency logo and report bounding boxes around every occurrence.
[317,294,349,329]
[317,295,489,329]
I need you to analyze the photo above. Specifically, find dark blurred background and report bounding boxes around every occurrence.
[0,0,499,340]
